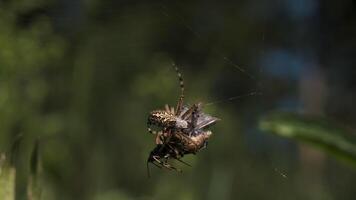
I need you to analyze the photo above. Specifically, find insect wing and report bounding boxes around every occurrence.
[196,113,220,130]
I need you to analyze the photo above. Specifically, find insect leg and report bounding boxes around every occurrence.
[181,103,202,124]
[181,105,194,120]
[190,104,200,127]
[188,103,203,136]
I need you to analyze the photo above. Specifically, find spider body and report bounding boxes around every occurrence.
[146,64,219,174]
[148,109,188,131]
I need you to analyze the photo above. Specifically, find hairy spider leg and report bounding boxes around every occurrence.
[175,157,192,167]
[165,104,170,113]
[155,131,164,144]
[163,155,183,172]
[170,106,175,115]
[164,163,182,172]
[165,104,176,115]
[172,63,185,116]
[153,136,191,170]
[152,155,181,172]
[147,154,165,177]
[150,156,167,171]
[147,64,186,136]
[146,160,156,178]
[165,143,182,158]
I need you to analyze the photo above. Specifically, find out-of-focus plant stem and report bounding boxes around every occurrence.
[259,112,356,168]
[0,153,15,200]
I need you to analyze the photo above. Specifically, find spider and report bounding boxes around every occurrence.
[146,63,219,174]
[146,64,188,135]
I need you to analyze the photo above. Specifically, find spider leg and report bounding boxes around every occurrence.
[151,145,183,172]
[152,161,163,168]
[159,132,172,152]
[176,97,184,116]
[147,154,166,177]
[162,156,182,172]
[166,143,179,153]
[155,131,163,144]
[171,106,175,115]
[163,162,182,172]
[154,156,174,171]
[172,63,185,116]
[166,143,184,159]
[165,104,170,113]
[152,156,164,168]
[147,160,151,178]
[154,145,183,172]
[175,158,192,167]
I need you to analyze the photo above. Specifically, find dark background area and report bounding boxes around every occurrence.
[0,0,356,199]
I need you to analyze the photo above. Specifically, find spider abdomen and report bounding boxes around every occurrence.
[148,110,188,129]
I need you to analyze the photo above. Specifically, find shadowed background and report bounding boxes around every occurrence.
[0,0,356,199]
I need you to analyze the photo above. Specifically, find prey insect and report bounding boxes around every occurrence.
[146,63,219,175]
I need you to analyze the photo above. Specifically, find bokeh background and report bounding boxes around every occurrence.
[0,0,356,199]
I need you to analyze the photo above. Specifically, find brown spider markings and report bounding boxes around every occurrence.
[146,63,219,176]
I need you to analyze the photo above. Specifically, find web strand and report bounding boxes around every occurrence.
[158,2,264,106]
[205,91,262,106]
[158,3,256,82]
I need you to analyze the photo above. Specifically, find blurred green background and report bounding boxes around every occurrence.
[1,0,356,199]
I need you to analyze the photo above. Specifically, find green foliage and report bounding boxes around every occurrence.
[0,140,43,200]
[0,0,65,147]
[0,1,355,199]
[0,154,15,200]
[260,112,356,167]
[0,1,63,199]
[27,140,42,200]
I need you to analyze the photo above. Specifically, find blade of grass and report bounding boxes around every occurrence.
[259,112,356,168]
[27,139,42,200]
[0,153,16,200]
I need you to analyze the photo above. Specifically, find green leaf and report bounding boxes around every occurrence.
[259,112,356,168]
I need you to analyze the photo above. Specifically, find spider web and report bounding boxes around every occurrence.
[156,2,289,179]
[157,2,263,107]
